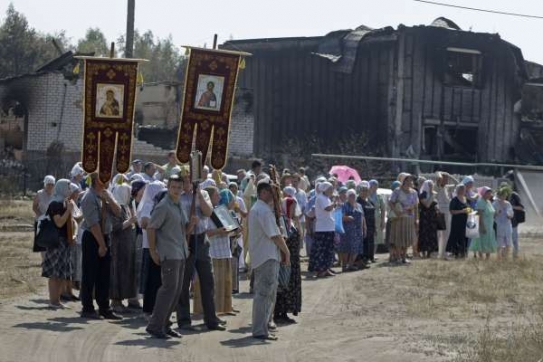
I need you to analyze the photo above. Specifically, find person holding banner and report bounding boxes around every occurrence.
[176,179,226,331]
[145,175,198,339]
[79,173,122,320]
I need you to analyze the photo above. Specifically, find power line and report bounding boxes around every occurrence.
[414,0,543,20]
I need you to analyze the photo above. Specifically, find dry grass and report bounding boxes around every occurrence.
[0,199,34,227]
[382,237,543,361]
[0,200,43,298]
[0,231,44,298]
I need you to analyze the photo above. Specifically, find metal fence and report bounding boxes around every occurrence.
[0,155,78,196]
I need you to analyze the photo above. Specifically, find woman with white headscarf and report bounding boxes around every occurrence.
[389,174,418,264]
[418,180,439,258]
[338,189,365,271]
[109,183,138,313]
[308,182,337,277]
[274,186,302,324]
[63,182,83,301]
[33,175,56,254]
[42,179,75,309]
[137,181,166,318]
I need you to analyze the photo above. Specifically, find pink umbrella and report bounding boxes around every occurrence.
[329,165,362,184]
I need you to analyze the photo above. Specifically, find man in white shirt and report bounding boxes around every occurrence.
[248,182,290,341]
[292,173,308,240]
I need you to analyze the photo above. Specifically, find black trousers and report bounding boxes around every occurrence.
[362,231,375,261]
[176,233,218,328]
[142,249,162,314]
[81,231,111,313]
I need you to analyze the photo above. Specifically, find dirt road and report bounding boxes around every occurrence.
[0,259,447,362]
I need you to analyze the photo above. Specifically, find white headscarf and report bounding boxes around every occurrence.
[50,179,72,204]
[69,182,80,194]
[137,181,166,221]
[70,163,85,179]
[130,173,145,182]
[359,180,370,190]
[283,186,297,198]
[317,181,333,194]
[419,180,435,199]
[43,175,56,187]
[113,183,131,206]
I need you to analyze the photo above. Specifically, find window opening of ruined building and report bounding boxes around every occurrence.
[444,47,482,88]
[443,127,477,159]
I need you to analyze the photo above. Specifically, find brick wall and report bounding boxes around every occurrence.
[23,72,84,152]
[0,73,256,164]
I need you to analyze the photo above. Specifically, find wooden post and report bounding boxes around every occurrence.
[213,34,218,50]
[126,0,135,58]
[110,42,115,58]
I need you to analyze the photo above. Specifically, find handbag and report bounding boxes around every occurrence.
[35,216,60,249]
[465,212,480,239]
[436,212,447,231]
[334,208,345,234]
[514,209,526,224]
[278,264,291,289]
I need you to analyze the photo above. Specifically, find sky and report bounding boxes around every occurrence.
[2,0,543,63]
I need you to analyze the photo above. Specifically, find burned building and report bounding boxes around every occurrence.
[222,17,535,166]
[0,51,255,190]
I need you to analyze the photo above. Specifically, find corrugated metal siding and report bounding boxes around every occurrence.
[233,42,395,155]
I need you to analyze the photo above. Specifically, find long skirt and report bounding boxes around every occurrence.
[42,238,72,280]
[275,229,302,315]
[308,231,335,272]
[231,237,241,292]
[133,233,143,297]
[194,258,233,314]
[70,243,82,282]
[110,228,137,300]
[390,217,416,249]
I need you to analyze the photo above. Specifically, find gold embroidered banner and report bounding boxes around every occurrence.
[176,48,248,170]
[80,58,140,183]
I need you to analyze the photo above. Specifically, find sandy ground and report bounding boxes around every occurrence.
[0,254,441,362]
[1,225,542,361]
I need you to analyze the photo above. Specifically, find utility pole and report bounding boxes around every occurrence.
[126,0,135,58]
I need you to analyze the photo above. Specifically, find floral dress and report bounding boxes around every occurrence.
[469,199,497,253]
[338,202,364,254]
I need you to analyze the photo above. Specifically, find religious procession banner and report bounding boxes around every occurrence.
[176,47,250,170]
[80,58,141,183]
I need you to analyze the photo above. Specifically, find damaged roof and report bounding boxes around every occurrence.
[223,17,533,78]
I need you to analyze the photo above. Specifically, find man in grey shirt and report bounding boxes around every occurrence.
[146,175,198,339]
[249,182,290,341]
[80,172,122,320]
[176,181,226,331]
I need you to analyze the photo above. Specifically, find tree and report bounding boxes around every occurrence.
[0,4,70,78]
[0,4,39,77]
[118,30,183,82]
[77,28,109,56]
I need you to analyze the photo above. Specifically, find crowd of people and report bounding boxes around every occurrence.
[31,153,526,341]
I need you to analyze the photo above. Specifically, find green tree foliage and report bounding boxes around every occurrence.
[0,4,182,82]
[77,28,109,56]
[0,4,71,78]
[119,30,184,82]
